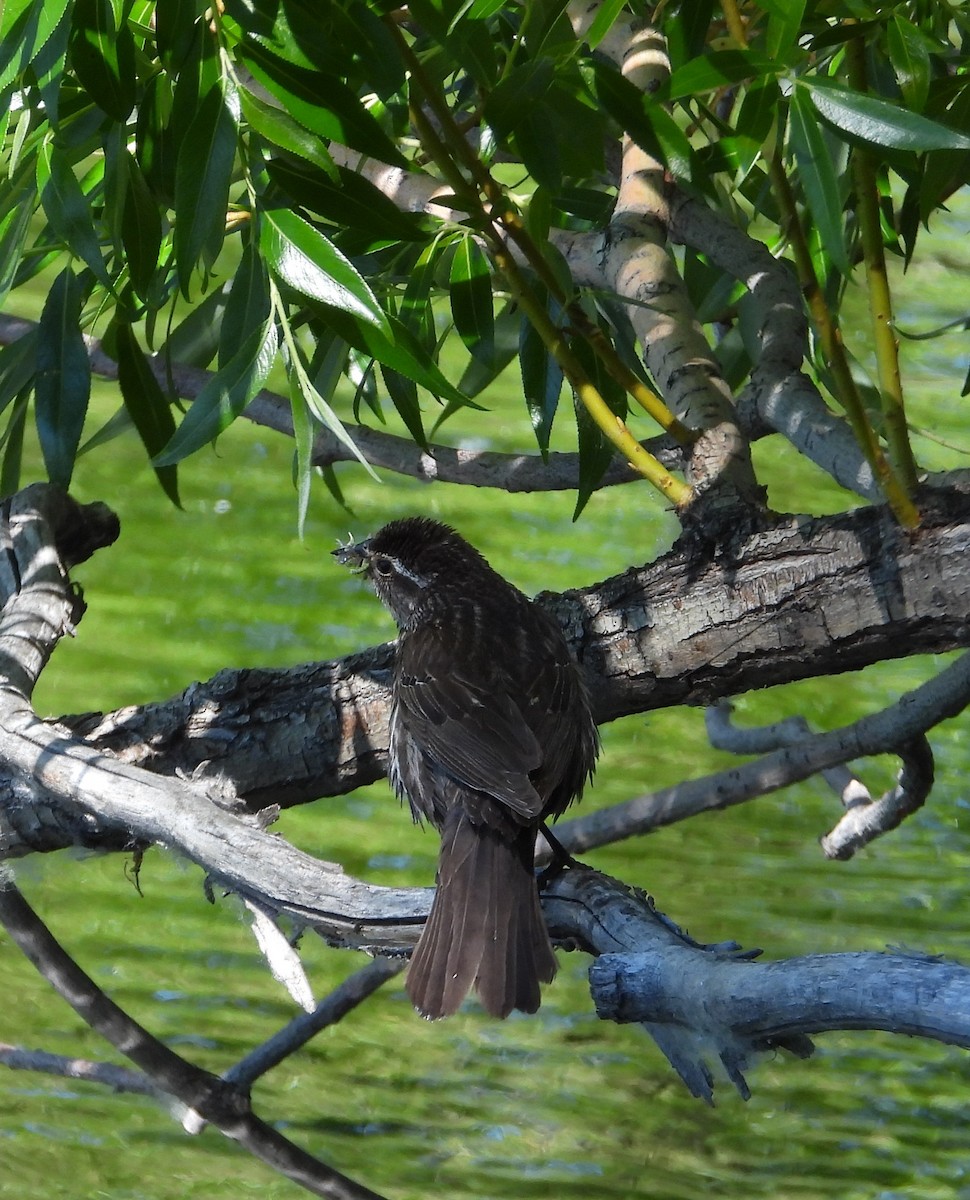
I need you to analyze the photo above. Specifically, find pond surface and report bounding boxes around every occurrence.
[2,203,970,1200]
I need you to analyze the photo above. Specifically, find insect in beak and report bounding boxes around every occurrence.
[331,534,370,573]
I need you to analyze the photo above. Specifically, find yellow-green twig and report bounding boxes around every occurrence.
[391,21,692,449]
[767,151,919,527]
[845,36,918,492]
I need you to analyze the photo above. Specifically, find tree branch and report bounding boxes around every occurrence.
[0,314,681,494]
[0,877,385,1200]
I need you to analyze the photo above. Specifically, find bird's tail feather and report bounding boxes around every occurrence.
[406,812,556,1019]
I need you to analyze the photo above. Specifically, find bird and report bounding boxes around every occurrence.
[332,516,598,1019]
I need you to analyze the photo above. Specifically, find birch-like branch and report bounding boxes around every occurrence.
[601,25,759,509]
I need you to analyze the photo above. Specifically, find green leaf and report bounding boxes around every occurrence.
[114,322,180,506]
[669,50,781,101]
[35,266,91,489]
[238,45,407,167]
[174,85,237,293]
[449,235,494,362]
[121,151,162,299]
[0,329,37,417]
[803,79,970,152]
[32,0,72,128]
[381,366,427,448]
[289,377,314,539]
[37,140,112,288]
[238,85,338,175]
[259,206,388,330]
[220,243,271,369]
[0,187,35,309]
[886,15,931,113]
[520,300,563,458]
[155,0,203,72]
[789,87,849,274]
[590,61,692,178]
[457,302,521,398]
[761,0,806,60]
[342,1,404,99]
[570,331,625,518]
[153,318,279,467]
[484,60,555,139]
[582,0,628,49]
[316,306,471,408]
[265,160,425,243]
[70,0,137,120]
[0,0,72,97]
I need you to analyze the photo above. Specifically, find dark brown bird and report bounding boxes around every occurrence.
[333,517,598,1019]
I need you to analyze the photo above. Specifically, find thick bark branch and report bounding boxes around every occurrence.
[2,482,968,864]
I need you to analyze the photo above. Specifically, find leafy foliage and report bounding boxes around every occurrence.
[1,0,969,510]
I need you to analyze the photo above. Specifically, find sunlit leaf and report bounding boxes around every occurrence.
[0,0,72,97]
[265,160,425,243]
[315,305,471,407]
[803,78,970,152]
[669,50,781,101]
[761,0,806,60]
[260,206,388,330]
[238,45,407,166]
[238,86,338,175]
[35,266,90,489]
[582,0,628,49]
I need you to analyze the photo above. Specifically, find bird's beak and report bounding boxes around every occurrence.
[332,538,370,573]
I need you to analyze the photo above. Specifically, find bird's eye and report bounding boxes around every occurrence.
[372,554,394,577]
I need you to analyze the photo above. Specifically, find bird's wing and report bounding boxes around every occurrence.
[395,632,545,819]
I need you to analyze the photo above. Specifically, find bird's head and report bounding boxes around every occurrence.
[332,516,484,628]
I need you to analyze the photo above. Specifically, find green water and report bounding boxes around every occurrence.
[3,206,970,1198]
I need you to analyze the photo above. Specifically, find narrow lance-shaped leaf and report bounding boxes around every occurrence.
[37,140,112,288]
[789,87,849,274]
[121,150,162,299]
[238,86,338,175]
[69,0,136,121]
[886,15,931,113]
[174,85,237,294]
[449,235,494,363]
[0,0,72,97]
[520,303,563,459]
[114,322,180,506]
[153,319,279,467]
[803,79,970,152]
[35,266,91,489]
[259,206,388,331]
[220,243,271,369]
